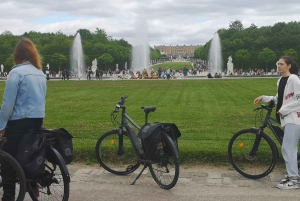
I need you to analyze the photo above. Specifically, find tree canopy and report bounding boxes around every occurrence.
[0,28,134,72]
[194,20,300,70]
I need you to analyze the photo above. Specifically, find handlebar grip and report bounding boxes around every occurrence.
[118,95,128,105]
[268,100,275,108]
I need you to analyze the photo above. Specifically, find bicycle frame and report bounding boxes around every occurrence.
[249,105,282,156]
[114,104,145,159]
[113,98,158,162]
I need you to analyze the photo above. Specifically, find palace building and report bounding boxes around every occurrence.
[154,45,201,58]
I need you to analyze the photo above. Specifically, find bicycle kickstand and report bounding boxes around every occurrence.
[131,164,147,185]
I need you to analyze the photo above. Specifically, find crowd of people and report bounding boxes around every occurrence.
[225,68,279,76]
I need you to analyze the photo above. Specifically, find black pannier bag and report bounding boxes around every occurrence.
[160,123,181,155]
[45,128,74,165]
[138,123,162,161]
[15,130,46,178]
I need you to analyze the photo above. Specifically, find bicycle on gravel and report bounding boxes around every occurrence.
[228,100,300,179]
[0,130,71,201]
[95,96,180,190]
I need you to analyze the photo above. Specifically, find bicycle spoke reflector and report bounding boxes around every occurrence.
[238,142,245,148]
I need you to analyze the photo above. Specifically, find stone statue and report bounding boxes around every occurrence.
[151,69,154,76]
[142,69,148,79]
[46,63,49,69]
[91,59,98,76]
[136,71,142,79]
[92,59,97,67]
[124,62,127,70]
[228,56,232,63]
[0,64,3,73]
[227,56,234,73]
[116,64,119,74]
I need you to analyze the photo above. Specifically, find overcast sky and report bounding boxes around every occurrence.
[1,0,300,47]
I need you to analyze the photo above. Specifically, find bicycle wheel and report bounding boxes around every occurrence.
[28,158,70,201]
[95,129,140,175]
[0,150,26,201]
[149,134,180,189]
[228,128,278,179]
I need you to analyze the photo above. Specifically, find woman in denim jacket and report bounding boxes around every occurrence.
[0,38,46,201]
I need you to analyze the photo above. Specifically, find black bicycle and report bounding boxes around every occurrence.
[0,130,70,201]
[95,96,180,189]
[228,100,300,179]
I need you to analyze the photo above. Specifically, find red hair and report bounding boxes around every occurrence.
[13,38,42,70]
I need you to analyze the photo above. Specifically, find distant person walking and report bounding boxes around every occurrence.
[95,68,100,80]
[46,67,50,80]
[87,67,91,80]
[158,67,162,78]
[166,67,171,80]
[66,69,70,80]
[183,65,189,79]
[99,69,103,80]
[62,69,66,80]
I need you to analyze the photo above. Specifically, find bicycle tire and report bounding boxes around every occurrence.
[0,149,26,201]
[228,128,278,179]
[149,133,180,189]
[28,150,70,201]
[95,129,140,175]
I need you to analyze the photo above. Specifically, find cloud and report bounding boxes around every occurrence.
[1,0,300,46]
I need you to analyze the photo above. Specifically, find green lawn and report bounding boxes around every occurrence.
[151,62,193,71]
[0,78,280,165]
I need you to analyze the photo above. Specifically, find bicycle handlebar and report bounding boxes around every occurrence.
[113,95,128,113]
[253,100,275,112]
[118,95,128,105]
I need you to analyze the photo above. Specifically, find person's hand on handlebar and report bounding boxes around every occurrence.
[253,96,263,105]
[0,129,5,137]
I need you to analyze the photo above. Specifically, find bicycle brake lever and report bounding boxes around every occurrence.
[113,104,120,113]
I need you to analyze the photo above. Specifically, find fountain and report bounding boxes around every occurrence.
[70,32,86,80]
[131,14,150,73]
[208,33,223,75]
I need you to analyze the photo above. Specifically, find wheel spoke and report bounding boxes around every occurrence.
[0,150,26,201]
[28,160,69,201]
[95,130,140,175]
[149,135,179,189]
[228,129,276,179]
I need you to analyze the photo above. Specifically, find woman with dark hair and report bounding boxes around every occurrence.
[0,38,46,200]
[254,56,300,189]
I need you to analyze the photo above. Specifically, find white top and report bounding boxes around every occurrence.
[262,74,300,127]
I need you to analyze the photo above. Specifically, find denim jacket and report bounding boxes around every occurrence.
[0,61,47,130]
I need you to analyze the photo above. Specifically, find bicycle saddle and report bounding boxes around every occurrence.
[141,106,156,114]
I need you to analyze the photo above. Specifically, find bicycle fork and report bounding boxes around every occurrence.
[248,129,264,158]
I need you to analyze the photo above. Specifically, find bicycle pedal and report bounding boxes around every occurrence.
[52,178,59,184]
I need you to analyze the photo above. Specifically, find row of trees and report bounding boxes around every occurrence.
[194,20,300,70]
[0,29,162,73]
